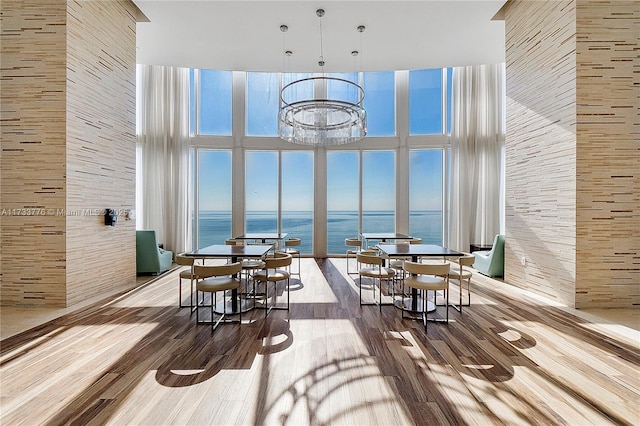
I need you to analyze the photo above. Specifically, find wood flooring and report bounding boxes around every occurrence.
[1,258,638,425]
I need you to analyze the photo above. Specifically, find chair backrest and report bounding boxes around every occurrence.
[457,254,475,267]
[494,234,505,252]
[488,234,505,273]
[225,238,239,245]
[265,252,292,269]
[175,254,194,266]
[345,238,362,248]
[485,234,504,255]
[136,230,161,253]
[285,238,301,247]
[194,262,241,279]
[485,234,505,263]
[357,252,383,266]
[136,230,167,273]
[403,261,450,277]
[410,237,422,244]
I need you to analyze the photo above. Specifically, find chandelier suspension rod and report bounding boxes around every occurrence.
[317,9,325,68]
[277,8,367,146]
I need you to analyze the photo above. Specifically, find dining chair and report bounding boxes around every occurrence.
[402,261,450,329]
[193,262,243,332]
[241,256,266,306]
[226,237,265,291]
[386,237,421,286]
[224,238,242,264]
[357,252,395,311]
[283,237,301,276]
[448,254,475,313]
[345,237,362,274]
[175,254,196,311]
[253,252,292,316]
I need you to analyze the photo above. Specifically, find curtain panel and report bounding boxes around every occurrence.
[136,64,191,254]
[448,63,505,252]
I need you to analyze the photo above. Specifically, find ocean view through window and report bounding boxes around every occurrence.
[196,210,443,254]
[189,68,451,254]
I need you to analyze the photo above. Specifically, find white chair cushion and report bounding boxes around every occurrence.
[196,276,240,292]
[389,259,404,269]
[242,259,266,269]
[448,269,472,279]
[253,269,290,282]
[405,275,446,291]
[359,267,395,279]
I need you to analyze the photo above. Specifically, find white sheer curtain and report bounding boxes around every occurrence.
[447,63,505,252]
[136,64,190,255]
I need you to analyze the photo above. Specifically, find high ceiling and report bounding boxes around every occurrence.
[134,0,506,73]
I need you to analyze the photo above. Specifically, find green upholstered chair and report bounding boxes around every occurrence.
[136,230,173,274]
[471,234,504,277]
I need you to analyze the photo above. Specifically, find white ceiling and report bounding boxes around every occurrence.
[134,0,506,73]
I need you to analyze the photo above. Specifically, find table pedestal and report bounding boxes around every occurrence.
[394,295,436,318]
[213,291,255,314]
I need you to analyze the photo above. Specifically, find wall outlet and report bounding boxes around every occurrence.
[520,256,526,266]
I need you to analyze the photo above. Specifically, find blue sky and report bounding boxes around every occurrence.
[195,69,448,212]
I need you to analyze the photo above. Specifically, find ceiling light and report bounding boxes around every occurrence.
[278,9,367,146]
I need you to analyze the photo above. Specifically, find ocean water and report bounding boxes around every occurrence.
[196,210,442,254]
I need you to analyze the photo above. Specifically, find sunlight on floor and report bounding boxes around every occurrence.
[249,319,414,425]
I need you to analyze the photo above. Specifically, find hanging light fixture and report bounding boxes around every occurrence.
[278,9,367,146]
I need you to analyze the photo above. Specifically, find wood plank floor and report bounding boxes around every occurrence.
[1,258,638,425]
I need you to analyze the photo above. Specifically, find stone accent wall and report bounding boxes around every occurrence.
[575,0,639,308]
[65,0,138,305]
[1,0,68,305]
[504,0,639,308]
[504,0,578,306]
[1,0,139,306]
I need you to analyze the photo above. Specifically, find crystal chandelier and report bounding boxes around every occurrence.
[278,9,367,146]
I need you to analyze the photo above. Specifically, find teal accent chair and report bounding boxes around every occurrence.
[136,230,173,275]
[472,234,504,277]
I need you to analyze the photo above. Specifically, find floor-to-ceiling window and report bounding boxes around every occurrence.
[406,68,448,246]
[185,68,452,254]
[189,69,234,249]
